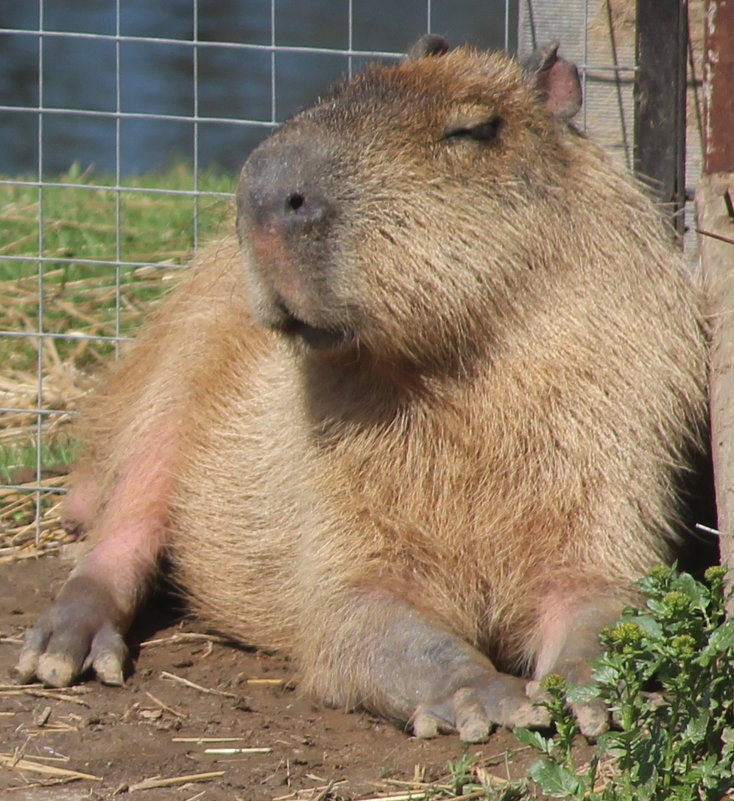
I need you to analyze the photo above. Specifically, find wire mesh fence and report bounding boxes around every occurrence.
[0,0,699,556]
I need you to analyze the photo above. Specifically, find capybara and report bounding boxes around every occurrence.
[17,37,708,742]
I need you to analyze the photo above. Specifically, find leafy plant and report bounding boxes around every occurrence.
[516,565,734,800]
[446,751,480,796]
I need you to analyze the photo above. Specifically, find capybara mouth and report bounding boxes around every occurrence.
[274,300,349,350]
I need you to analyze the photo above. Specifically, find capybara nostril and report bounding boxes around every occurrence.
[244,179,329,230]
[283,191,328,225]
[286,192,304,211]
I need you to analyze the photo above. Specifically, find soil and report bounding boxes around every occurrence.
[0,555,573,801]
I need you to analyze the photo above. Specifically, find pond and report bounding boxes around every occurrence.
[0,0,514,175]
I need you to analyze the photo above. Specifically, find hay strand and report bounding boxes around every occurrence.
[128,770,226,792]
[0,752,101,781]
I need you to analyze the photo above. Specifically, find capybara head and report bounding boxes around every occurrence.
[236,39,584,364]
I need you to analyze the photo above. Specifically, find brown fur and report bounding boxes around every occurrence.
[22,43,707,738]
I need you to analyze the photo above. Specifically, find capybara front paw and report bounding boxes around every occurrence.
[525,679,609,739]
[16,577,128,688]
[17,613,127,688]
[571,697,608,738]
[410,678,550,742]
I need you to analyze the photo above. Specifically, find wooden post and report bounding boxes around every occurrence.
[698,0,734,603]
[702,0,734,174]
[634,0,688,235]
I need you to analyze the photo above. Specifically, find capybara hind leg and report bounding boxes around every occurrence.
[532,587,623,737]
[301,592,549,743]
[17,431,173,688]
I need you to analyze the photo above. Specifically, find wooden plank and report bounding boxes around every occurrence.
[699,174,734,605]
[700,1,734,597]
[634,0,688,234]
[703,0,734,172]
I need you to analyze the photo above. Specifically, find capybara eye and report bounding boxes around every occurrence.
[444,115,503,143]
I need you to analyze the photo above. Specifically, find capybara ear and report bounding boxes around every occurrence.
[523,42,582,120]
[406,33,451,60]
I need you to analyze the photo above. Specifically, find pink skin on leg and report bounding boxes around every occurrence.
[17,425,177,688]
[78,457,172,611]
[531,584,623,737]
[61,469,99,537]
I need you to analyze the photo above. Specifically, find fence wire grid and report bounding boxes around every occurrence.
[0,0,701,554]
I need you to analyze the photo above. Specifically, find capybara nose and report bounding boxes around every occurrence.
[240,140,332,233]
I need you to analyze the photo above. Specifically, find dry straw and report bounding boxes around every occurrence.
[0,265,171,560]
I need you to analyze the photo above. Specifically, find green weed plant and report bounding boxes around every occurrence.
[516,565,734,800]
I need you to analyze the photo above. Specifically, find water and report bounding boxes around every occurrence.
[0,0,514,176]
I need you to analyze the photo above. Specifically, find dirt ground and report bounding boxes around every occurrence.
[1,555,564,801]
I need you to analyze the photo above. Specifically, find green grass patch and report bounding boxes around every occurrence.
[1,162,236,371]
[0,434,77,485]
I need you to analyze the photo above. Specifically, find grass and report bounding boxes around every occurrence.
[1,162,235,369]
[0,163,236,556]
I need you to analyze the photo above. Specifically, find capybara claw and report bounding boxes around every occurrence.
[16,620,54,685]
[508,700,551,730]
[572,699,609,739]
[86,628,127,686]
[453,687,494,742]
[36,653,78,688]
[90,652,125,687]
[15,646,42,685]
[410,710,443,739]
[410,679,550,742]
